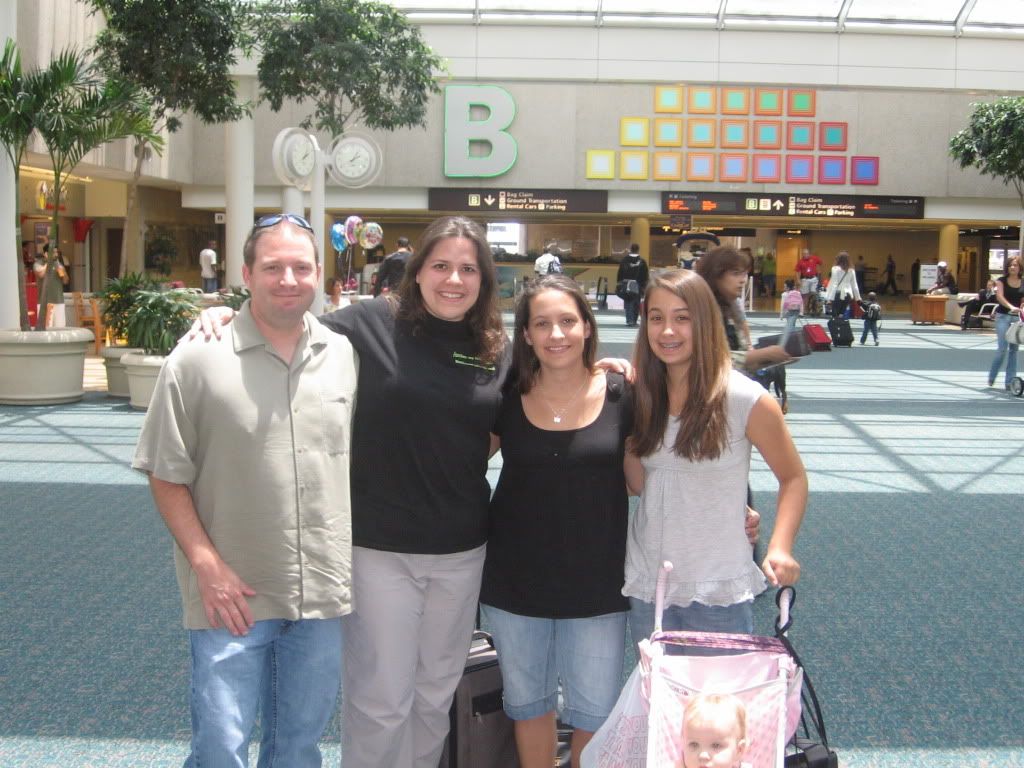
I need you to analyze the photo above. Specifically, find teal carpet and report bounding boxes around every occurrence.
[1,315,1022,767]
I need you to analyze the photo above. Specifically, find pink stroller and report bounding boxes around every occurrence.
[582,563,835,768]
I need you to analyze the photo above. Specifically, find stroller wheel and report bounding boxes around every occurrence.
[1010,377,1024,397]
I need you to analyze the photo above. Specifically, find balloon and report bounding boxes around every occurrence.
[344,215,363,246]
[330,222,347,252]
[359,222,383,249]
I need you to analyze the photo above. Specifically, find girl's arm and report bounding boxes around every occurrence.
[746,394,808,587]
[624,450,645,496]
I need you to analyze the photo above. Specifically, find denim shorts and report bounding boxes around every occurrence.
[628,598,753,654]
[480,605,627,733]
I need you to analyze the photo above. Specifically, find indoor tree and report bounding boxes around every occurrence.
[255,0,447,137]
[950,96,1024,254]
[89,0,252,276]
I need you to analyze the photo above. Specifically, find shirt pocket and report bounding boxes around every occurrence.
[319,389,354,455]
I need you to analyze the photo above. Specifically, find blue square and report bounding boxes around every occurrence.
[692,156,712,175]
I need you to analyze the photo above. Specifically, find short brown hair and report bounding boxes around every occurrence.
[242,217,318,268]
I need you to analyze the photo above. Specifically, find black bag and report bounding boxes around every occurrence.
[438,631,519,768]
[827,317,854,347]
[547,256,563,274]
[616,278,639,299]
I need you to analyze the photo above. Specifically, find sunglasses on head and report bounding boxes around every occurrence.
[254,213,314,232]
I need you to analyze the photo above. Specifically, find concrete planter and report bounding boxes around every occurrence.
[121,351,167,410]
[101,345,144,398]
[0,328,94,405]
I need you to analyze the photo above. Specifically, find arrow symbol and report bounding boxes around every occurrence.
[773,200,784,210]
[484,195,496,205]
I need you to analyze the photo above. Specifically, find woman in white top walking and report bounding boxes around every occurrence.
[825,251,860,319]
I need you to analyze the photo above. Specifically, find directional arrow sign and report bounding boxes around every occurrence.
[773,200,784,210]
[484,195,496,206]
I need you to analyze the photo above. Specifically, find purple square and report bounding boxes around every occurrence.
[851,156,879,185]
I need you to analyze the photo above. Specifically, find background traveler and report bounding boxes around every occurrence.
[825,251,861,318]
[988,255,1024,389]
[199,240,218,293]
[616,243,649,327]
[372,236,413,296]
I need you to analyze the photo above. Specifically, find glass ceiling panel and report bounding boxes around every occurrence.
[476,0,597,10]
[724,0,845,20]
[968,0,1024,26]
[844,0,963,23]
[600,0,720,13]
[393,0,477,9]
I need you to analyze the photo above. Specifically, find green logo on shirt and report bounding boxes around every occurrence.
[452,352,495,373]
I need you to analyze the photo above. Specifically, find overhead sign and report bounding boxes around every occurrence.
[662,192,924,219]
[429,188,608,214]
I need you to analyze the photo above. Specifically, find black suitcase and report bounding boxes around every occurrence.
[827,317,854,347]
[438,631,519,768]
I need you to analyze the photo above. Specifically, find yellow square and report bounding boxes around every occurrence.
[586,150,616,180]
[620,117,650,147]
[653,152,682,181]
[620,151,649,180]
[655,86,684,113]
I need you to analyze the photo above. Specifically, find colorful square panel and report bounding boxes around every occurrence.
[687,119,716,148]
[786,121,815,151]
[720,120,749,149]
[752,154,781,183]
[686,153,715,181]
[754,88,783,116]
[653,152,683,181]
[719,153,748,182]
[585,150,616,180]
[818,155,847,184]
[788,89,816,117]
[655,85,684,114]
[620,150,649,180]
[654,118,684,147]
[620,117,650,147]
[786,154,814,184]
[753,121,782,149]
[819,122,848,151]
[850,155,880,185]
[721,87,750,115]
[688,86,717,114]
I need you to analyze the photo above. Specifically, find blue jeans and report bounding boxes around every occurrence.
[783,309,799,336]
[203,277,219,293]
[624,295,641,326]
[481,605,627,732]
[860,317,879,344]
[185,618,342,768]
[628,598,753,654]
[989,312,1019,386]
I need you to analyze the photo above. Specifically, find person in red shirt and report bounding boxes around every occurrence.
[795,249,823,313]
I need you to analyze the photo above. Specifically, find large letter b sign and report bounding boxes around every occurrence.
[444,85,517,178]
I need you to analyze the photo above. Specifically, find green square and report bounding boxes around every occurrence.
[823,126,843,146]
[692,123,712,143]
[659,90,680,109]
[725,124,745,143]
[657,123,680,143]
[759,92,779,111]
[726,91,746,110]
[792,93,812,112]
[758,124,778,143]
[693,90,713,110]
[792,126,811,145]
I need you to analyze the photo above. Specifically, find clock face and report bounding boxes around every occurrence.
[288,135,315,178]
[272,128,317,188]
[328,135,381,188]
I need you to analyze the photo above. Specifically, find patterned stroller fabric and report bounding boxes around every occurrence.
[582,564,805,768]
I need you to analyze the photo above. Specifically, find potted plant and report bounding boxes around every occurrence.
[120,288,200,410]
[93,272,157,396]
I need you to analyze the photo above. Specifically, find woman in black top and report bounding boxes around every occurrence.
[480,275,632,768]
[988,255,1024,389]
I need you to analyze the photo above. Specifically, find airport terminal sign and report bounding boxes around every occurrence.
[662,192,924,219]
[429,188,608,214]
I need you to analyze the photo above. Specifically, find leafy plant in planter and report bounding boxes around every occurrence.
[94,272,158,345]
[218,285,251,311]
[124,289,200,356]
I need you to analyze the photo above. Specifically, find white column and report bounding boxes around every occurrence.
[224,76,256,289]
[0,3,19,329]
[309,136,326,316]
[281,186,303,216]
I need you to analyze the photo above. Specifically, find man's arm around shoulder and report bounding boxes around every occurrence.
[148,475,256,636]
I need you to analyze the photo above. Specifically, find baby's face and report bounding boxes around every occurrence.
[682,715,745,768]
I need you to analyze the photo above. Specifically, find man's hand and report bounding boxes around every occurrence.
[761,548,800,587]
[744,506,760,546]
[595,357,635,383]
[194,557,257,636]
[181,305,237,344]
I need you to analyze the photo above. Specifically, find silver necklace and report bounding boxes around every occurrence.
[539,374,589,423]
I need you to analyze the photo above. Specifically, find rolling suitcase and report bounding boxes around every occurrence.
[438,631,519,768]
[802,323,832,351]
[827,317,854,347]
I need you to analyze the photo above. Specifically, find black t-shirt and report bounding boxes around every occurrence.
[320,297,510,554]
[997,276,1024,314]
[372,250,411,296]
[480,373,632,618]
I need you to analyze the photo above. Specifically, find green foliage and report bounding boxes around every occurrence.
[124,289,200,355]
[144,230,178,276]
[218,286,251,311]
[90,0,252,132]
[94,272,158,342]
[950,96,1024,203]
[255,0,446,137]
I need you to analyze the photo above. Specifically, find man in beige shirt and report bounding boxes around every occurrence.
[132,213,357,768]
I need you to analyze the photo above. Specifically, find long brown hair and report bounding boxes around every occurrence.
[630,269,732,461]
[511,275,598,394]
[391,215,505,364]
[695,245,750,327]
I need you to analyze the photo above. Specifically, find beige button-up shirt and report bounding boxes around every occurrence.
[133,304,358,629]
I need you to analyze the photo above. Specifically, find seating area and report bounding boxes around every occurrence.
[70,292,105,354]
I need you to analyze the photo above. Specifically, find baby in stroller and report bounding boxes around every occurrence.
[678,693,751,768]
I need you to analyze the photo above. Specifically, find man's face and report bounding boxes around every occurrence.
[242,224,320,330]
